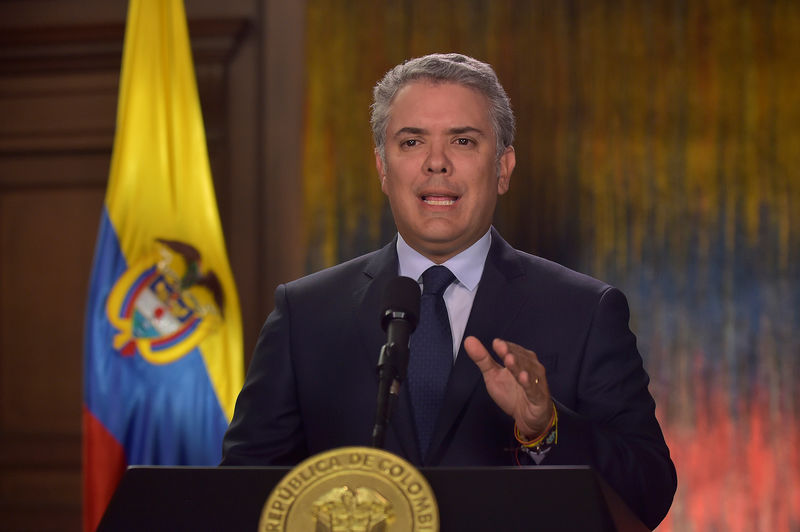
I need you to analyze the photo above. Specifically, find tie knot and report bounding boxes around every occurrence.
[421,265,455,295]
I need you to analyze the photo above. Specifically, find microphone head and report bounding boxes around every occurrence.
[380,276,421,332]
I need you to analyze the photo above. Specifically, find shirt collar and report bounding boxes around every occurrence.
[396,229,492,291]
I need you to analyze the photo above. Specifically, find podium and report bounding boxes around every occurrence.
[98,465,648,531]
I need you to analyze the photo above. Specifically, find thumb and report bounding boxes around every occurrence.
[464,336,500,374]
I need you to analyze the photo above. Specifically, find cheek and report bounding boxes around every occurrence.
[381,176,412,206]
[382,163,418,194]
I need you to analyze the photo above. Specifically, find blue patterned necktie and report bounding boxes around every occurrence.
[408,265,456,459]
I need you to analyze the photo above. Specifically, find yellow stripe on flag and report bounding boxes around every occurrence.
[105,0,242,420]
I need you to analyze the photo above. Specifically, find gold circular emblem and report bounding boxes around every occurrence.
[258,446,439,532]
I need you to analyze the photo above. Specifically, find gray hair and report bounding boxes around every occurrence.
[370,53,515,163]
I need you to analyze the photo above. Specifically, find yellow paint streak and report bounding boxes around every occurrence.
[302,0,799,273]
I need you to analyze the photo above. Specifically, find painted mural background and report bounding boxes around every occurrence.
[301,1,800,530]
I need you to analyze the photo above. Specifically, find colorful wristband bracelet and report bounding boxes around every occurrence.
[514,402,558,449]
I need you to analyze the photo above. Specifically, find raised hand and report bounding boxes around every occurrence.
[464,336,553,438]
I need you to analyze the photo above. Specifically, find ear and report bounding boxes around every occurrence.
[375,149,388,192]
[497,146,515,195]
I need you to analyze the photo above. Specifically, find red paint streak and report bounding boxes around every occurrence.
[655,367,800,531]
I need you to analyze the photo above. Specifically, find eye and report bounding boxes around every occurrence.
[402,139,419,148]
[455,138,473,146]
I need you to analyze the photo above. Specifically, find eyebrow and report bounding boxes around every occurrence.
[392,126,486,138]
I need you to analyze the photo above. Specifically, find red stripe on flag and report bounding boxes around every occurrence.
[83,406,126,532]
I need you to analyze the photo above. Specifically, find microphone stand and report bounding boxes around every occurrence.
[371,312,412,449]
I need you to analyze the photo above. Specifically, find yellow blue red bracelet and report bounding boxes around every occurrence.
[514,402,558,451]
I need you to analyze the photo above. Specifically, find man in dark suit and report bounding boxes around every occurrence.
[222,53,676,529]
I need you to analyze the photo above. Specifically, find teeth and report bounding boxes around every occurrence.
[425,199,455,206]
[423,196,456,206]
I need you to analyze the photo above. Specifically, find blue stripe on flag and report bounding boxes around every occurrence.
[84,208,229,465]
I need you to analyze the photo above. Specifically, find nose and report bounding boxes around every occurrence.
[424,142,451,175]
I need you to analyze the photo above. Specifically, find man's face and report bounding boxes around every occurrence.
[375,81,515,263]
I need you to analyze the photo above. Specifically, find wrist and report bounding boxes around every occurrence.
[514,402,558,449]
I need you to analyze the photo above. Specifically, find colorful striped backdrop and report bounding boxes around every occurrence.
[301,1,800,530]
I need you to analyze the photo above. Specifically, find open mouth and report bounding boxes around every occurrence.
[421,194,459,206]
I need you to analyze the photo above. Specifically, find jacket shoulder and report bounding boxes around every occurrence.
[489,230,613,301]
[281,244,394,302]
[515,250,611,294]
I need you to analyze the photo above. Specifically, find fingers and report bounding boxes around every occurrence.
[465,337,549,396]
[463,336,501,374]
[493,339,549,401]
[466,337,553,435]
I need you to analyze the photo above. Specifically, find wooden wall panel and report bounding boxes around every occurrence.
[1,189,104,435]
[0,73,112,531]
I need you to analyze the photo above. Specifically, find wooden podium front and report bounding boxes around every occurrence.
[98,465,648,531]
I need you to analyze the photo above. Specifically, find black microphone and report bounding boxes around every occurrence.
[372,276,420,449]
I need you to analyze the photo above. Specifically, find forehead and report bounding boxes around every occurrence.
[387,81,491,129]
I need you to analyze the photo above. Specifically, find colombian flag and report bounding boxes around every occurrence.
[82,1,243,530]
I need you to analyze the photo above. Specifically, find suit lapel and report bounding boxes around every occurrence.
[353,239,422,464]
[354,242,397,371]
[427,229,527,463]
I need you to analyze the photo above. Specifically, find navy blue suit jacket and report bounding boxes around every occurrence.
[222,228,676,529]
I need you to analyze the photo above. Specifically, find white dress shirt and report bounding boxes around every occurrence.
[396,229,492,360]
